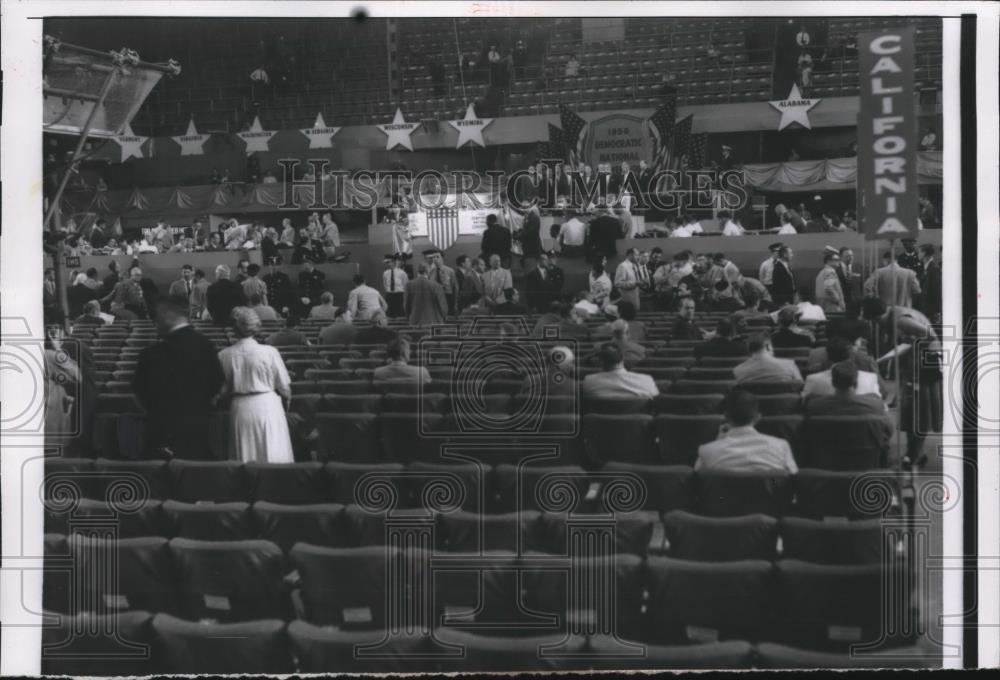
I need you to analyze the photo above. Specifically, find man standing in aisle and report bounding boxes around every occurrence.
[613,247,643,311]
[383,254,409,318]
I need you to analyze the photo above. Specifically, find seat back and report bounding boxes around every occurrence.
[654,414,724,466]
[780,517,886,565]
[151,614,292,674]
[696,471,794,517]
[802,416,890,470]
[663,510,779,561]
[161,501,254,541]
[167,460,247,503]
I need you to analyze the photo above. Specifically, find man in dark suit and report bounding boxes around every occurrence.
[101,260,121,298]
[459,257,486,310]
[918,243,942,324]
[480,213,512,265]
[805,362,891,426]
[353,310,399,345]
[518,203,543,270]
[524,252,555,312]
[770,245,797,306]
[263,258,294,316]
[406,263,448,326]
[205,263,245,326]
[493,288,529,316]
[133,295,225,459]
[897,238,921,273]
[587,206,622,260]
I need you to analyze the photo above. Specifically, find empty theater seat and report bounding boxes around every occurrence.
[41,610,154,676]
[69,534,177,616]
[779,517,888,565]
[696,471,794,517]
[161,501,254,541]
[167,460,248,503]
[245,461,328,504]
[290,544,397,628]
[662,511,779,561]
[150,614,293,674]
[288,620,436,673]
[252,502,348,553]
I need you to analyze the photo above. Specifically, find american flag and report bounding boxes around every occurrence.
[559,104,587,167]
[539,122,564,160]
[671,115,694,170]
[427,207,460,251]
[649,97,678,172]
[689,132,709,170]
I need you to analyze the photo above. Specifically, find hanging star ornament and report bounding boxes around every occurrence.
[768,84,821,131]
[378,108,420,151]
[300,112,341,149]
[172,118,209,156]
[237,116,276,154]
[448,103,493,149]
[116,123,147,162]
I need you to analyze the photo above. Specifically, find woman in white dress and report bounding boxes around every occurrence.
[217,307,294,463]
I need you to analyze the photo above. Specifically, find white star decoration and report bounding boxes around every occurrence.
[237,116,276,154]
[300,112,341,149]
[768,84,821,131]
[378,108,420,151]
[116,123,147,162]
[172,118,209,156]
[448,103,493,149]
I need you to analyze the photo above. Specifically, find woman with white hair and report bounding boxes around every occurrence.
[217,307,294,463]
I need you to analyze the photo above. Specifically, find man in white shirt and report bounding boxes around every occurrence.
[720,210,745,236]
[804,336,882,401]
[814,251,846,313]
[758,242,782,289]
[581,343,659,399]
[482,254,513,308]
[776,214,798,235]
[668,220,692,238]
[613,247,643,311]
[382,254,409,318]
[696,390,798,473]
[347,273,388,321]
[734,333,803,384]
[319,213,341,251]
[557,211,587,256]
[684,213,704,235]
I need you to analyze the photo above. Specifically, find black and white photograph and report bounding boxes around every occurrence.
[1,0,998,675]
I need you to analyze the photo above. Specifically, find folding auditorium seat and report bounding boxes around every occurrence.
[601,462,695,514]
[654,414,724,466]
[288,621,437,673]
[755,415,804,458]
[653,393,725,415]
[70,535,178,616]
[802,416,892,470]
[774,560,910,651]
[582,414,656,466]
[642,367,688,383]
[791,469,897,520]
[582,396,653,415]
[169,538,289,622]
[245,461,328,504]
[437,509,543,553]
[737,380,805,395]
[252,502,347,553]
[753,642,937,669]
[586,636,753,670]
[644,556,774,644]
[686,367,736,380]
[662,511,778,561]
[433,629,588,673]
[150,614,292,674]
[537,510,661,558]
[161,501,253,541]
[382,391,448,415]
[166,460,248,503]
[378,412,447,463]
[320,392,382,414]
[44,457,98,500]
[779,517,886,565]
[324,461,405,506]
[405,461,488,512]
[492,464,590,514]
[695,470,794,517]
[48,498,164,538]
[315,413,380,463]
[290,544,398,628]
[753,393,802,415]
[41,610,154,676]
[671,379,737,395]
[317,379,373,395]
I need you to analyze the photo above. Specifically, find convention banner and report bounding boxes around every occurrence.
[857,25,919,240]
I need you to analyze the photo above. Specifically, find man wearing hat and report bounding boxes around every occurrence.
[815,249,846,313]
[758,243,782,296]
[383,254,409,318]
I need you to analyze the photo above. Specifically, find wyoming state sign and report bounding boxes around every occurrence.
[583,114,654,167]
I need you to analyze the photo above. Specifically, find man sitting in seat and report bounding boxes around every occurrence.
[771,306,815,348]
[317,308,357,346]
[804,336,882,402]
[805,362,889,417]
[605,319,646,367]
[309,291,339,320]
[734,332,803,384]
[266,314,311,347]
[695,390,798,473]
[353,310,398,345]
[581,343,659,399]
[693,318,749,360]
[671,296,708,340]
[373,337,431,387]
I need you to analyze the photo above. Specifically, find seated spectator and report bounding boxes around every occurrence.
[731,290,773,323]
[317,309,357,345]
[494,288,529,316]
[531,301,564,337]
[670,297,707,340]
[771,306,815,348]
[266,314,310,347]
[565,53,580,76]
[572,290,601,317]
[615,300,647,342]
[603,319,646,367]
[73,299,107,327]
[309,291,339,320]
[806,322,878,375]
[581,343,659,399]
[804,336,882,401]
[694,319,749,360]
[249,294,279,322]
[805,362,889,417]
[695,390,798,473]
[734,333,803,383]
[353,310,399,345]
[372,337,431,387]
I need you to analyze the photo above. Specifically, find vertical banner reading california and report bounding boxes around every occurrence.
[857,25,919,240]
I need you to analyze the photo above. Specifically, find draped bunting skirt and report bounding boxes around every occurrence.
[228,392,294,463]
